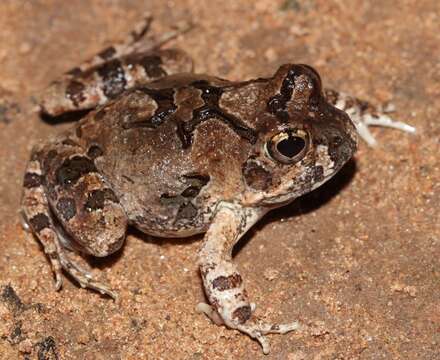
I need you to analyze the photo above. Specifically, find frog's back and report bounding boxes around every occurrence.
[75,74,254,236]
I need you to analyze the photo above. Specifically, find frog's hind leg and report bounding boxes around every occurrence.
[324,88,416,146]
[197,203,300,354]
[21,144,126,299]
[39,14,193,116]
[21,156,64,290]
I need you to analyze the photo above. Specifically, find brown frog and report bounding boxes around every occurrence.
[21,15,415,354]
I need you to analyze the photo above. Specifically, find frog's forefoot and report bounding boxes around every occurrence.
[324,88,416,147]
[351,112,416,147]
[56,249,118,300]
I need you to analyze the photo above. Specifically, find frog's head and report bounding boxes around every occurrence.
[242,64,357,206]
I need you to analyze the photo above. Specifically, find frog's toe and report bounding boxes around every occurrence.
[236,320,301,354]
[57,249,118,300]
[196,302,224,325]
[355,113,416,147]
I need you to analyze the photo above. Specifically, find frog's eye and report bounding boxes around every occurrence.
[266,130,309,164]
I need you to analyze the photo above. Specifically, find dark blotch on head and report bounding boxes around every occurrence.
[84,188,118,211]
[87,145,103,159]
[56,156,96,187]
[29,213,50,233]
[268,64,322,122]
[97,59,127,99]
[243,160,272,190]
[212,274,243,291]
[23,173,43,188]
[66,80,86,107]
[232,305,252,324]
[56,197,77,221]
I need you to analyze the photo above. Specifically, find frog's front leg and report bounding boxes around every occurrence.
[197,202,300,354]
[21,141,128,298]
[40,15,193,116]
[324,88,416,146]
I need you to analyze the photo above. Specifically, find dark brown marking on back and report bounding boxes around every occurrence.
[29,213,50,233]
[212,274,243,291]
[23,173,43,188]
[66,80,86,107]
[84,189,118,211]
[123,88,176,129]
[176,202,198,221]
[179,80,257,148]
[160,173,210,205]
[232,305,252,324]
[56,156,97,187]
[97,59,127,99]
[56,197,77,221]
[182,173,210,195]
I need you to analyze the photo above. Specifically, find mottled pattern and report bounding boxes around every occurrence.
[22,14,414,355]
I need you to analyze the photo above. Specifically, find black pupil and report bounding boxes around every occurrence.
[276,136,305,158]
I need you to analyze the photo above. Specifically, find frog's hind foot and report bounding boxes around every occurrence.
[21,148,118,300]
[196,302,300,354]
[39,13,194,117]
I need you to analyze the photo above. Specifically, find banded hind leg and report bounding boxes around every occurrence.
[324,88,416,146]
[40,14,193,116]
[21,141,128,298]
[196,203,300,354]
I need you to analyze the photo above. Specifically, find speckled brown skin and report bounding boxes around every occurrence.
[23,18,416,355]
[22,60,357,353]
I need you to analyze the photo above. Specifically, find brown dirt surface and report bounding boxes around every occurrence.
[0,1,439,359]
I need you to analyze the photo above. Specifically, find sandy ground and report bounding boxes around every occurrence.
[0,1,439,359]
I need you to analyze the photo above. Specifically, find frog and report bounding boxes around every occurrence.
[21,15,415,354]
